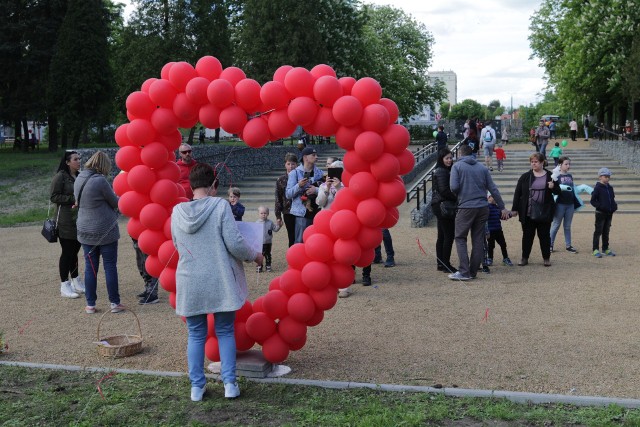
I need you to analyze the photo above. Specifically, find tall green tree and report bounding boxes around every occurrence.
[448,99,483,121]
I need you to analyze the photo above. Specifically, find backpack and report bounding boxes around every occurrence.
[484,129,493,143]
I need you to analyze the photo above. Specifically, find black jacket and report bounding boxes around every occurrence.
[511,169,560,223]
[431,166,457,207]
[590,182,617,213]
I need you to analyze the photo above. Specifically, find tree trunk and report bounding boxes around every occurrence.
[48,114,59,151]
[61,126,68,149]
[71,129,80,148]
[618,103,628,131]
[187,126,196,144]
[21,119,29,152]
[214,128,220,143]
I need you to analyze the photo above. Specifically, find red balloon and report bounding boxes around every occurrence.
[235,78,262,113]
[332,96,362,126]
[260,81,290,110]
[285,244,311,271]
[371,153,401,182]
[379,98,399,124]
[302,224,317,243]
[160,267,176,292]
[168,61,197,92]
[160,62,175,80]
[145,254,164,278]
[310,64,337,79]
[127,217,146,240]
[237,300,254,323]
[338,77,356,95]
[246,312,277,343]
[329,262,356,289]
[354,247,375,268]
[128,164,157,194]
[141,142,169,169]
[343,150,370,174]
[150,179,179,207]
[397,149,416,175]
[173,93,198,122]
[268,278,280,291]
[138,229,167,256]
[380,206,400,228]
[354,131,384,162]
[278,316,307,346]
[263,289,289,320]
[118,191,151,218]
[158,239,178,269]
[273,65,293,84]
[151,108,179,135]
[377,179,406,208]
[242,118,270,148]
[196,56,222,80]
[301,261,331,290]
[163,216,172,240]
[287,97,318,126]
[361,104,390,134]
[304,233,334,262]
[268,109,297,139]
[287,293,316,323]
[155,161,180,182]
[313,76,342,107]
[262,333,290,363]
[185,77,211,106]
[235,322,255,352]
[312,107,339,137]
[148,79,177,109]
[279,269,307,296]
[330,188,359,212]
[158,130,182,151]
[309,285,338,311]
[329,209,361,239]
[140,78,157,94]
[312,209,334,237]
[333,238,362,265]
[306,307,324,326]
[357,226,383,250]
[207,79,235,108]
[169,291,177,310]
[127,119,154,146]
[205,336,220,362]
[335,125,362,151]
[341,170,352,187]
[356,198,385,228]
[219,66,246,86]
[126,91,156,120]
[348,171,379,201]
[115,124,133,147]
[252,296,265,313]
[140,202,169,230]
[351,77,382,106]
[199,104,222,130]
[219,105,248,134]
[284,67,314,98]
[115,146,141,173]
[382,124,410,155]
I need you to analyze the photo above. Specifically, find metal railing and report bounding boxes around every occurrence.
[406,140,464,210]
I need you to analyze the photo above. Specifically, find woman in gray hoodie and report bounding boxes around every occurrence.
[172,163,263,402]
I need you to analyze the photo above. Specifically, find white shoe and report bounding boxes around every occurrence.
[224,382,240,399]
[190,385,206,401]
[71,276,85,294]
[338,287,352,298]
[60,281,80,299]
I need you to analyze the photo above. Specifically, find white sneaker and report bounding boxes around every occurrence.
[190,385,206,401]
[110,303,125,313]
[338,287,352,298]
[224,382,240,399]
[60,281,80,299]
[71,276,85,294]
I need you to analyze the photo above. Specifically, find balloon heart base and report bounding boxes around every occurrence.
[207,349,290,378]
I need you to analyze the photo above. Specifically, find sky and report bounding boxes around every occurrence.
[117,0,547,108]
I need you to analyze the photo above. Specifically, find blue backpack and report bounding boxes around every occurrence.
[484,129,493,143]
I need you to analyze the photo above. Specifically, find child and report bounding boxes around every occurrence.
[590,168,617,258]
[256,206,280,272]
[549,142,563,166]
[228,187,245,221]
[494,144,506,172]
[486,193,513,266]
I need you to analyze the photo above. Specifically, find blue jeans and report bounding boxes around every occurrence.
[82,241,119,307]
[538,141,548,157]
[186,312,236,388]
[550,203,574,247]
[294,216,312,244]
[374,228,395,260]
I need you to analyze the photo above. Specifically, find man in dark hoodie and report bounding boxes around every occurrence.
[449,145,510,281]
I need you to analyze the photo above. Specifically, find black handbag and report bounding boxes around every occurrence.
[41,202,60,243]
[529,199,553,222]
[440,200,457,218]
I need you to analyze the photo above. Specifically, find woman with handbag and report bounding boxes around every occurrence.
[510,152,560,267]
[75,151,122,314]
[50,150,84,299]
[431,148,457,273]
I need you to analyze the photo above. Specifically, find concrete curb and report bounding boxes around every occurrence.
[3,360,640,409]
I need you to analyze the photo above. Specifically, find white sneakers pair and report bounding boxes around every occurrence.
[60,277,85,299]
[190,382,240,402]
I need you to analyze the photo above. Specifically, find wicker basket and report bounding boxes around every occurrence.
[96,308,143,358]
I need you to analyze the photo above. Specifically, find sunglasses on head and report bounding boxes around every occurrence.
[180,150,192,154]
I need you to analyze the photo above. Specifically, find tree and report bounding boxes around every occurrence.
[448,99,483,121]
[485,100,504,119]
[439,101,451,119]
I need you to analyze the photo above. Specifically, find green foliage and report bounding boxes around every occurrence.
[439,102,451,119]
[448,99,484,120]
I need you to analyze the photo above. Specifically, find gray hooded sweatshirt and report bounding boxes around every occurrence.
[171,197,258,317]
[450,155,505,209]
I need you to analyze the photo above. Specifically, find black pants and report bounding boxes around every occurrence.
[283,213,296,248]
[434,212,455,268]
[488,230,509,259]
[570,130,577,141]
[521,219,551,260]
[593,212,613,251]
[262,243,272,266]
[58,237,81,282]
[132,238,156,297]
[374,228,395,260]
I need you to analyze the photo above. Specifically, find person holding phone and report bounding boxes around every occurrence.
[285,147,324,243]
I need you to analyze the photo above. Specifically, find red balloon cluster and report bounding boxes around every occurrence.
[118,56,413,364]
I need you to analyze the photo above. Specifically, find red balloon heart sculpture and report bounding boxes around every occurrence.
[115,56,414,363]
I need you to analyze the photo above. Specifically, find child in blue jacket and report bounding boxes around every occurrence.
[590,168,617,257]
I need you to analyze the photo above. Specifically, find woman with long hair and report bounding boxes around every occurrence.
[430,148,457,273]
[550,156,580,253]
[50,150,84,299]
[74,151,121,314]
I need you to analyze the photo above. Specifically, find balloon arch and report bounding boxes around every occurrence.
[114,56,414,363]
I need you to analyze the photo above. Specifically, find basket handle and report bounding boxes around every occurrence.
[96,307,143,342]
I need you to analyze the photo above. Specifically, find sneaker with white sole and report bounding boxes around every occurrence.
[85,306,96,314]
[60,281,80,299]
[593,250,603,258]
[191,385,207,402]
[70,276,85,293]
[565,246,578,254]
[448,271,471,281]
[224,382,240,399]
[604,249,616,256]
[338,287,352,298]
[110,303,125,313]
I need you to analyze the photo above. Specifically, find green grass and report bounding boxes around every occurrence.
[2,366,640,426]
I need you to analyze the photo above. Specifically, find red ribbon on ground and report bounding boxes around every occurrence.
[96,371,118,400]
[416,238,427,255]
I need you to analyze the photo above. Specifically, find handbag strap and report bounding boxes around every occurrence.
[46,201,61,222]
[76,172,96,208]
